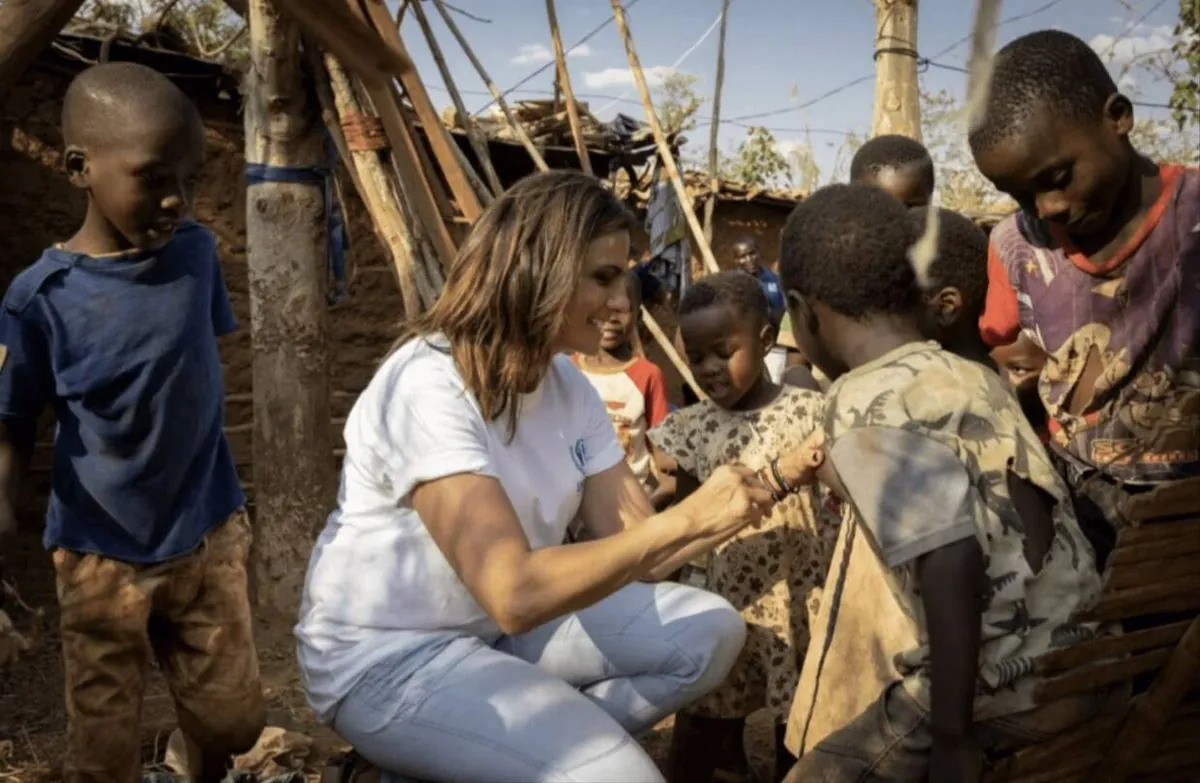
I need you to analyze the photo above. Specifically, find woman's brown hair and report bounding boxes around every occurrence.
[393,170,636,436]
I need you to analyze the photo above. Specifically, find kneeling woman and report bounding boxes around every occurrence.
[296,172,773,782]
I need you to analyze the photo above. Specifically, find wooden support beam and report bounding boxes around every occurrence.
[0,0,86,102]
[610,0,719,275]
[358,0,483,223]
[274,0,413,85]
[871,0,921,141]
[244,0,336,613]
[703,0,730,243]
[431,0,551,173]
[545,0,592,175]
[314,51,433,314]
[410,0,502,198]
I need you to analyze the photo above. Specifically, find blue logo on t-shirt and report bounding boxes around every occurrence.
[571,438,587,474]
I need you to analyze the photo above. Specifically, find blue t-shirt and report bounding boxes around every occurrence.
[0,222,245,564]
[755,266,786,328]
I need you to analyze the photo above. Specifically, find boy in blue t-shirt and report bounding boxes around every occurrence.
[0,62,264,782]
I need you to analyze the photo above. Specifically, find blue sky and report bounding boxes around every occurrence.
[402,0,1189,181]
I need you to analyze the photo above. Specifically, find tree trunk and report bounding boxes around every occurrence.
[871,0,921,141]
[244,0,335,614]
[0,0,86,102]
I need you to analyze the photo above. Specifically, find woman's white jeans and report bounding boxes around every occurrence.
[331,581,745,783]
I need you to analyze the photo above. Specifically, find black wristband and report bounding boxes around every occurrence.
[770,456,797,496]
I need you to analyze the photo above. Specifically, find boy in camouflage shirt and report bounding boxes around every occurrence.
[775,184,1108,783]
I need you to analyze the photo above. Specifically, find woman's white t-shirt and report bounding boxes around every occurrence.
[295,335,625,720]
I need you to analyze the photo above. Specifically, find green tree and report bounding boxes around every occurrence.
[652,70,704,136]
[919,86,1015,214]
[1169,0,1199,130]
[724,126,792,189]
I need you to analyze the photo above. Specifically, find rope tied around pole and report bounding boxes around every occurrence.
[341,113,389,152]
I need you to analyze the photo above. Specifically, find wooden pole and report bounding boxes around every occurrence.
[703,0,730,243]
[315,52,435,314]
[358,0,483,223]
[244,0,336,613]
[641,306,706,401]
[871,0,922,141]
[274,0,413,84]
[545,0,593,175]
[0,0,86,101]
[609,0,720,275]
[431,0,551,173]
[409,0,503,198]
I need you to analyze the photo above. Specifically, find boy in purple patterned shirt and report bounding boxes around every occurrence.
[970,30,1200,539]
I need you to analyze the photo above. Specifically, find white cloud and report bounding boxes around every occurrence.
[511,44,553,65]
[511,42,592,65]
[583,65,683,89]
[1089,25,1174,66]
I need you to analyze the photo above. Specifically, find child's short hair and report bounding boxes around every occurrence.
[63,62,199,147]
[850,134,934,183]
[909,206,990,319]
[680,270,770,324]
[969,30,1119,155]
[779,183,920,317]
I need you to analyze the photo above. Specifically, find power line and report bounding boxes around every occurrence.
[718,0,1068,124]
[471,0,646,118]
[1098,0,1170,61]
[593,4,726,116]
[427,82,644,108]
[920,57,1200,114]
[925,0,1069,62]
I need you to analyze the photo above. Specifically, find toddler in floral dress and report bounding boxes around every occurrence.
[650,271,837,783]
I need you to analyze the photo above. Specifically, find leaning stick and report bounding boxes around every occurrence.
[545,0,593,175]
[610,0,720,275]
[410,0,503,198]
[431,0,551,173]
[703,0,730,243]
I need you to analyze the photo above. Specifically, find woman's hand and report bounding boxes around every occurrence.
[673,465,775,539]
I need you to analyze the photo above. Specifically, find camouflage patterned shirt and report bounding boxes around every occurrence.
[823,341,1102,720]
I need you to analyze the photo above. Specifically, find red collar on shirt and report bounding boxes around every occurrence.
[1048,164,1183,276]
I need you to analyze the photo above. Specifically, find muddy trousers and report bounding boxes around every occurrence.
[54,511,267,783]
[331,581,747,783]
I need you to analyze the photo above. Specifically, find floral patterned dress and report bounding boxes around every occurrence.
[649,386,839,722]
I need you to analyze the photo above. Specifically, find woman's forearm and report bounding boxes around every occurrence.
[500,507,707,633]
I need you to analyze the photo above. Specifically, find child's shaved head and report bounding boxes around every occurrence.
[63,61,201,149]
[850,134,935,208]
[969,30,1118,157]
[60,62,206,252]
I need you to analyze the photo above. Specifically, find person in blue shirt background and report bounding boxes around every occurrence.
[0,61,264,782]
[732,236,788,382]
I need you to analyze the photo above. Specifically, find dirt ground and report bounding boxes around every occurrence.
[0,524,778,783]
